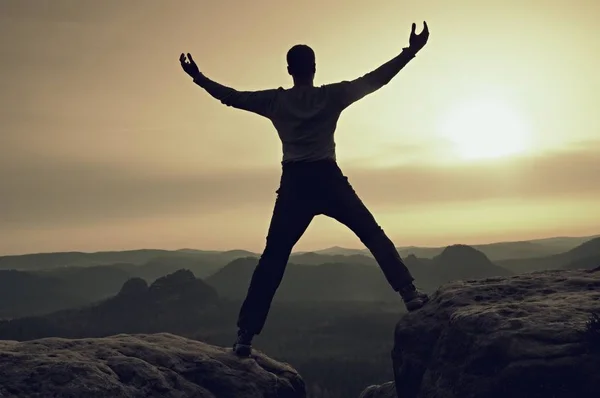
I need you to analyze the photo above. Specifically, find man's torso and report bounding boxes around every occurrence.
[269,85,344,164]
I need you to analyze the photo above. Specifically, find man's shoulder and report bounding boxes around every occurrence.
[256,87,285,94]
[321,81,351,88]
[319,81,354,103]
[320,81,353,94]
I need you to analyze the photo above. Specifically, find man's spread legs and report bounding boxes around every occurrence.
[234,175,315,357]
[320,166,429,311]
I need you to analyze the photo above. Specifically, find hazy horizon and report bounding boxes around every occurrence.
[2,0,599,255]
[1,231,598,257]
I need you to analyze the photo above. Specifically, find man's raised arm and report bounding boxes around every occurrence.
[330,22,430,109]
[180,53,278,118]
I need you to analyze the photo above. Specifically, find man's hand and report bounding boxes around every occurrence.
[180,53,201,79]
[408,21,429,53]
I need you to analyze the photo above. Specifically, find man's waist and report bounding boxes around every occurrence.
[281,150,336,164]
[280,156,343,182]
[280,138,336,162]
[282,156,337,168]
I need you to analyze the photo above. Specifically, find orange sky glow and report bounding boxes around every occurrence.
[1,0,599,255]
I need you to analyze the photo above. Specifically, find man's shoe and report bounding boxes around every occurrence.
[399,284,430,312]
[232,329,254,357]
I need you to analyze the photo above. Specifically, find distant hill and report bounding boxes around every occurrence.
[2,233,596,273]
[0,249,172,270]
[306,240,571,262]
[33,264,133,301]
[289,252,377,267]
[297,246,370,256]
[434,245,513,281]
[0,264,154,320]
[110,255,225,280]
[0,270,85,319]
[0,249,251,272]
[206,257,397,302]
[0,255,228,319]
[403,245,512,290]
[528,234,600,250]
[398,238,596,262]
[458,241,564,261]
[202,258,257,299]
[397,246,444,259]
[498,237,600,273]
[0,270,220,340]
[562,255,600,271]
[305,234,599,262]
[206,247,510,302]
[1,265,143,319]
[565,236,600,259]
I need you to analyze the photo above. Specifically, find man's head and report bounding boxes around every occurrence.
[286,44,316,81]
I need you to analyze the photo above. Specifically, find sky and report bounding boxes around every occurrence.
[1,0,599,255]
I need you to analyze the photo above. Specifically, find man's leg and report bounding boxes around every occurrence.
[234,185,315,355]
[321,176,428,310]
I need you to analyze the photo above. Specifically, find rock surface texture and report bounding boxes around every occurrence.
[358,381,396,398]
[0,333,305,398]
[363,268,600,398]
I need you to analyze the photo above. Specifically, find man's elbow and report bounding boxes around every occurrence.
[217,90,243,107]
[220,97,234,107]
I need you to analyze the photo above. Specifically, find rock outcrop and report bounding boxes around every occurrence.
[0,269,221,341]
[0,333,305,398]
[358,381,396,398]
[365,268,600,398]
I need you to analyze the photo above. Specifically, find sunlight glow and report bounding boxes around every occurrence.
[438,98,532,160]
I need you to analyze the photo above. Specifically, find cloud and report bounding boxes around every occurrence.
[345,143,600,207]
[0,158,277,227]
[1,143,599,228]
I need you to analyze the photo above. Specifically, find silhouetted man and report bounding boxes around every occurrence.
[180,21,430,357]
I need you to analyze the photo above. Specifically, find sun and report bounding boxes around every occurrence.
[437,98,532,160]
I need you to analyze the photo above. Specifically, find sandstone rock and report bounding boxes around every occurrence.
[358,381,396,398]
[0,333,305,398]
[387,269,600,398]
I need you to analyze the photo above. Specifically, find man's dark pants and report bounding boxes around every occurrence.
[237,158,415,335]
